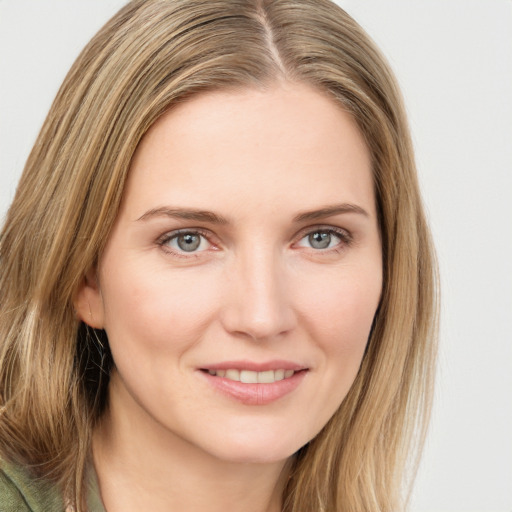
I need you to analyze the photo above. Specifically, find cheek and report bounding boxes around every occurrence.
[101,264,222,358]
[296,264,381,365]
[284,264,381,443]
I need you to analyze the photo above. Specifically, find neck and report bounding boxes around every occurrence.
[92,373,291,512]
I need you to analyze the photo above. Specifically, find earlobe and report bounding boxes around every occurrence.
[74,268,105,329]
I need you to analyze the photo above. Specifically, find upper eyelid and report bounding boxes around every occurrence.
[294,224,352,240]
[158,227,214,242]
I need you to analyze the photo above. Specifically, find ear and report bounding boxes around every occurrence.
[74,267,105,329]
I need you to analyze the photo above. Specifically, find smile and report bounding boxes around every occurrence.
[199,364,308,405]
[204,369,296,383]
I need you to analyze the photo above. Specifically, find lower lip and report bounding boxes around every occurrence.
[199,370,307,406]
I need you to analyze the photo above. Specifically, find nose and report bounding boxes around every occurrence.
[220,248,297,341]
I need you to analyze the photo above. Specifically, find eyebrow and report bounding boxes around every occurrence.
[137,207,229,224]
[137,202,369,224]
[293,203,369,222]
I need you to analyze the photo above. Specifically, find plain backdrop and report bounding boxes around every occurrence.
[0,1,511,511]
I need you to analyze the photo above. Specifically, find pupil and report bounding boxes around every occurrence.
[177,233,200,252]
[309,232,331,249]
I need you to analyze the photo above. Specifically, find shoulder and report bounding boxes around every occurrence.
[0,466,31,512]
[0,459,64,512]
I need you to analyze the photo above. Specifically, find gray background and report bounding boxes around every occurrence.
[1,1,511,510]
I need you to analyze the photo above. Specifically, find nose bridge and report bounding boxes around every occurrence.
[222,242,295,340]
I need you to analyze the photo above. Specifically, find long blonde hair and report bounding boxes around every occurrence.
[0,1,438,510]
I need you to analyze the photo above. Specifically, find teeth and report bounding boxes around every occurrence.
[274,369,285,381]
[225,369,240,381]
[240,370,258,383]
[257,370,275,384]
[207,368,297,383]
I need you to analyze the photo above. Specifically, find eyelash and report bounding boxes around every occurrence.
[157,226,353,258]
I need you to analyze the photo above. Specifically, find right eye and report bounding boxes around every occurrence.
[160,230,212,254]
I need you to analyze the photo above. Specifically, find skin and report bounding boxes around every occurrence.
[75,82,382,512]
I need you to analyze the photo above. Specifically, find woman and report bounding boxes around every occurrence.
[0,0,438,511]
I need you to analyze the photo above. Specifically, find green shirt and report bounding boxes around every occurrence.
[0,460,105,512]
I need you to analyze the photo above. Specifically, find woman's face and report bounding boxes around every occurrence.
[77,83,382,463]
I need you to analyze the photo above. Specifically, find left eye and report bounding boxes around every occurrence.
[164,232,210,253]
[296,230,344,250]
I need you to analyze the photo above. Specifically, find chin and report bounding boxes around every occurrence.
[211,445,297,465]
[192,424,310,465]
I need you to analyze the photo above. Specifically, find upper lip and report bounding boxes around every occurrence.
[199,360,308,372]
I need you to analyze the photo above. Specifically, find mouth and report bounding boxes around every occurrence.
[198,363,309,405]
[200,368,301,383]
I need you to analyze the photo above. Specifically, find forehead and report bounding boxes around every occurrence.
[122,82,374,220]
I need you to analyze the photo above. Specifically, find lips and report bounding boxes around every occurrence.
[198,361,308,405]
